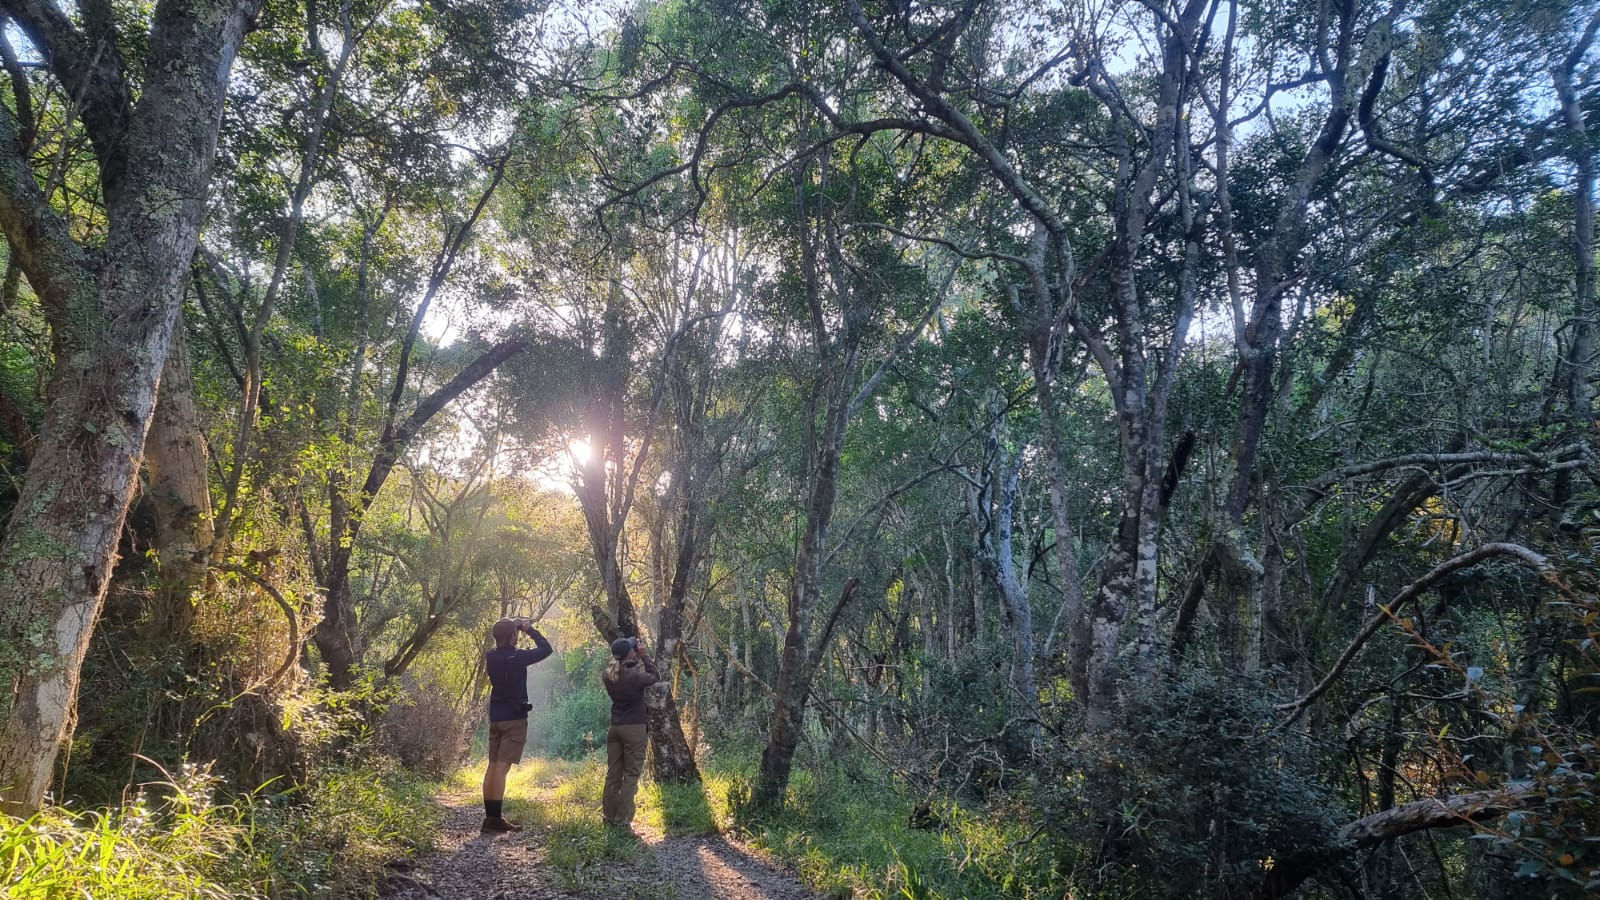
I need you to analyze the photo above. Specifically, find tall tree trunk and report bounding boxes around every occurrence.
[645,487,708,784]
[0,0,261,813]
[1554,13,1600,432]
[144,315,213,637]
[754,370,850,807]
[991,450,1037,742]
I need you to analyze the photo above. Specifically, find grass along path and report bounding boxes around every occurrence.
[380,757,820,900]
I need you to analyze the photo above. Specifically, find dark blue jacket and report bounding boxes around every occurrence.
[486,632,553,722]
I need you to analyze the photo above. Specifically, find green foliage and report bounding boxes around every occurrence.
[1053,670,1339,898]
[715,748,1064,899]
[2,757,437,899]
[0,762,236,899]
[530,648,613,759]
[236,760,441,897]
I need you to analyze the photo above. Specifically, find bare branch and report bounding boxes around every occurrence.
[1277,543,1557,724]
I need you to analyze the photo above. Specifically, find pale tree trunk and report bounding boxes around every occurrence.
[144,316,214,637]
[647,544,700,782]
[963,408,1037,745]
[1554,13,1600,434]
[990,451,1036,739]
[0,0,261,813]
[644,372,727,783]
[1072,1,1204,728]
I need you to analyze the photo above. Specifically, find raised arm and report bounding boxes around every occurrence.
[518,621,553,665]
[633,645,659,686]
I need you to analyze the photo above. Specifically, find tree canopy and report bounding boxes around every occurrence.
[0,0,1597,896]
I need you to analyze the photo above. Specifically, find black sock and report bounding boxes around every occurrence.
[485,800,502,819]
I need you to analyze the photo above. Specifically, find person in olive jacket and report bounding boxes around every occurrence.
[480,617,553,833]
[601,636,657,827]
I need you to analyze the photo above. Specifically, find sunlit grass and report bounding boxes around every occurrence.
[706,754,1064,899]
[2,760,441,900]
[451,746,1064,898]
[463,753,649,892]
[0,804,235,900]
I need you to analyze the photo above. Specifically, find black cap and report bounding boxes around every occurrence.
[610,637,635,658]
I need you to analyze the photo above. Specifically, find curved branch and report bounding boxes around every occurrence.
[219,563,301,690]
[1277,543,1555,724]
[1305,445,1590,496]
[845,0,1072,241]
[0,100,90,330]
[0,0,134,197]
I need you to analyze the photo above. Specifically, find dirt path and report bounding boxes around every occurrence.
[380,790,824,900]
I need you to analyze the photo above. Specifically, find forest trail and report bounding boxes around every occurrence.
[380,779,822,900]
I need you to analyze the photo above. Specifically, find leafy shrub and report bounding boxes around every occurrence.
[533,682,612,758]
[237,758,441,896]
[908,643,1035,792]
[1051,669,1338,898]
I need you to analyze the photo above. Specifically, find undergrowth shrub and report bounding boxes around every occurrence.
[719,748,1063,898]
[1054,669,1338,898]
[909,643,1035,792]
[237,758,440,896]
[531,647,612,759]
[379,674,470,775]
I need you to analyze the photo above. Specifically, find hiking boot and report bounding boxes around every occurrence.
[481,816,523,833]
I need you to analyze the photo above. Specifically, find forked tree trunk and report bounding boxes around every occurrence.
[0,0,261,813]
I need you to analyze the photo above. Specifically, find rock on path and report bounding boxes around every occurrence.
[381,793,823,900]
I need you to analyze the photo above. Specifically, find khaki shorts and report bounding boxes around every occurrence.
[487,719,528,764]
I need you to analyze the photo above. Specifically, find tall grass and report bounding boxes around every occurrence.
[1,760,240,899]
[712,758,1066,899]
[2,758,441,899]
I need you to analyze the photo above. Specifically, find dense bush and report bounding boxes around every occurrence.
[379,675,471,776]
[1051,670,1339,898]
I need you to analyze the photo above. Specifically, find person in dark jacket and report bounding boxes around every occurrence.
[601,636,657,827]
[481,617,553,833]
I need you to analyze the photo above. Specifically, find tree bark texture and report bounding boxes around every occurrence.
[0,0,262,813]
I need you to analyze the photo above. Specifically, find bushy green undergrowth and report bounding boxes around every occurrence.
[718,760,1064,898]
[528,648,613,759]
[2,759,441,899]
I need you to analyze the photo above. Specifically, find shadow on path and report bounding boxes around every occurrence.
[382,787,822,900]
